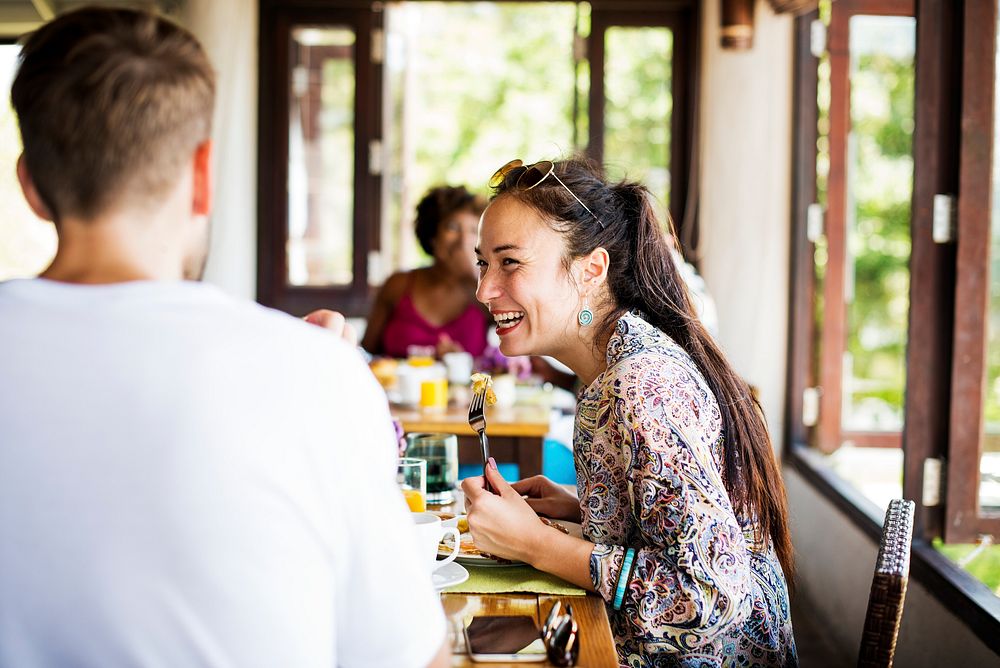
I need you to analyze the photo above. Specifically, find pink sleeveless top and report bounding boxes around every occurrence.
[381,285,488,358]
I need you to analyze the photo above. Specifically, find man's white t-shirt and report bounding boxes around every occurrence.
[0,279,445,668]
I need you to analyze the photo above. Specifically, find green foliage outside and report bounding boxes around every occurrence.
[812,12,914,434]
[604,26,672,224]
[380,2,673,271]
[934,539,1000,594]
[382,2,583,270]
[844,34,914,431]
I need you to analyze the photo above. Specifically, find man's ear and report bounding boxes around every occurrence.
[192,139,213,217]
[16,155,54,222]
[578,246,610,289]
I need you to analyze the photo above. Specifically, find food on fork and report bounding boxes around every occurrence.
[470,372,498,406]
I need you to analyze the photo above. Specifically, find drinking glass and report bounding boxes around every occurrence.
[406,433,458,504]
[419,377,449,411]
[397,457,427,512]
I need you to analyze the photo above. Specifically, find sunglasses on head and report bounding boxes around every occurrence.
[489,159,605,229]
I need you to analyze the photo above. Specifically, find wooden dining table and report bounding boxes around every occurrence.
[441,592,618,667]
[429,492,618,667]
[392,403,552,478]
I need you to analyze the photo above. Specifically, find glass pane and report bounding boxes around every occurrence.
[0,45,57,280]
[287,26,356,287]
[811,11,915,514]
[604,26,673,226]
[842,15,914,435]
[382,1,584,275]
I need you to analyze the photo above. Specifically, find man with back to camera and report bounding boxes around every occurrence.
[0,7,448,667]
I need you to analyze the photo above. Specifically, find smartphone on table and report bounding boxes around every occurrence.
[464,615,547,663]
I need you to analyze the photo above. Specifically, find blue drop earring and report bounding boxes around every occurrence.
[578,297,594,327]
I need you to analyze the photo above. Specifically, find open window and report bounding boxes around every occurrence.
[257,0,697,317]
[788,0,1000,641]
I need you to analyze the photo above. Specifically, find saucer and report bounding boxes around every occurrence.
[431,561,469,591]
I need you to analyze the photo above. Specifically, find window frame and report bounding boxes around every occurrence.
[816,0,914,454]
[257,0,699,317]
[786,0,1000,651]
[588,4,696,243]
[948,0,1000,543]
[257,2,383,317]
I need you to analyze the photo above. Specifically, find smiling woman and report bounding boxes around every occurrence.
[476,199,589,371]
[0,44,56,280]
[467,156,797,667]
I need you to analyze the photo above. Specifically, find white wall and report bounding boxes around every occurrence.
[180,0,258,300]
[697,0,793,447]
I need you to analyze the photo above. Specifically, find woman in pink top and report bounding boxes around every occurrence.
[362,186,489,358]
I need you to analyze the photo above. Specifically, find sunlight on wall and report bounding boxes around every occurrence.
[0,45,56,281]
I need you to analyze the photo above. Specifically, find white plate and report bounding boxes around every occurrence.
[431,561,469,591]
[438,532,525,567]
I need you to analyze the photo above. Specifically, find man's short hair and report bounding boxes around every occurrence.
[11,7,215,221]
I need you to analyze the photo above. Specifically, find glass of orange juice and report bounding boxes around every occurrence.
[397,457,427,512]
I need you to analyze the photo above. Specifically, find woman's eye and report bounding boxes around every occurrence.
[475,259,487,268]
[501,258,519,266]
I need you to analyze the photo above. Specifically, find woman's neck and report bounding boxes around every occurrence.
[552,321,613,388]
[564,352,607,388]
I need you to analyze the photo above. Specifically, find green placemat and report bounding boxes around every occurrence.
[444,564,587,596]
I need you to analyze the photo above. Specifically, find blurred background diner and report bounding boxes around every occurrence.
[2,0,1000,665]
[361,184,488,359]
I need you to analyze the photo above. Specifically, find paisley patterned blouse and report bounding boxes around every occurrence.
[575,312,797,667]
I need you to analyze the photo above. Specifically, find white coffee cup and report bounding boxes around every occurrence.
[491,373,517,408]
[442,351,474,384]
[396,365,421,406]
[412,511,461,573]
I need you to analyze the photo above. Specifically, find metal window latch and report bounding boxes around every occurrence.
[810,20,827,58]
[802,387,821,427]
[922,457,945,507]
[368,250,383,286]
[932,194,956,243]
[371,28,385,64]
[573,33,586,62]
[368,139,383,176]
[806,203,824,243]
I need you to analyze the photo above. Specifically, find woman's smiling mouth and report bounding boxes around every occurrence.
[492,310,524,335]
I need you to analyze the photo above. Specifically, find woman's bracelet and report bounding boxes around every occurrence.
[612,547,636,611]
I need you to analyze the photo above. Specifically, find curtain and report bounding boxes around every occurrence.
[180,0,258,300]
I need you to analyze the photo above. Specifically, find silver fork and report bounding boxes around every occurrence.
[468,388,494,493]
